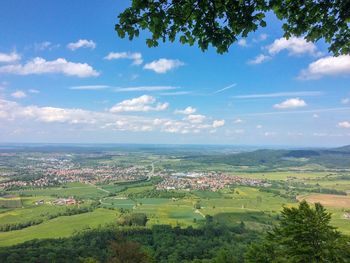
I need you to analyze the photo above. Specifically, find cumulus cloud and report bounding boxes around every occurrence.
[212,119,225,128]
[299,55,350,80]
[253,33,268,42]
[0,57,99,77]
[0,51,21,63]
[267,36,318,56]
[104,52,143,65]
[110,95,168,113]
[0,99,226,135]
[338,121,350,128]
[143,58,184,73]
[247,54,271,64]
[174,106,196,115]
[67,39,96,50]
[238,39,247,47]
[274,98,307,109]
[34,41,59,51]
[264,132,276,137]
[234,118,243,124]
[11,90,26,99]
[341,98,350,104]
[186,114,206,124]
[28,89,40,94]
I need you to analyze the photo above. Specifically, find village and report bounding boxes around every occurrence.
[156,172,270,191]
[0,164,151,190]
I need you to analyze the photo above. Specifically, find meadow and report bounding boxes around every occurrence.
[0,208,117,246]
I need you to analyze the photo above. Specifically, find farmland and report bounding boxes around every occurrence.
[0,144,350,248]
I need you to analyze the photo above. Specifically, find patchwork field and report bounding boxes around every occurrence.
[10,182,108,199]
[298,194,350,208]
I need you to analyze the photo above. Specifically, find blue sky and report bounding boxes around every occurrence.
[0,0,349,146]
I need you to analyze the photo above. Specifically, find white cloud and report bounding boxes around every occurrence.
[159,91,192,96]
[338,121,350,128]
[0,99,225,135]
[115,86,177,92]
[34,41,59,51]
[341,98,350,104]
[104,52,143,65]
[253,34,269,42]
[0,57,99,77]
[234,129,245,134]
[186,114,206,124]
[234,118,243,124]
[264,132,276,137]
[267,37,318,56]
[110,95,168,113]
[0,51,21,63]
[212,119,225,128]
[238,39,247,47]
[11,90,26,99]
[29,89,40,94]
[234,91,322,99]
[174,106,196,115]
[248,54,271,64]
[274,98,307,109]
[299,55,350,80]
[67,39,96,50]
[70,85,109,90]
[213,83,236,94]
[143,58,184,73]
[256,125,263,129]
[312,113,319,118]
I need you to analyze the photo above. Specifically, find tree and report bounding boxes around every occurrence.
[108,239,152,263]
[115,0,350,55]
[245,201,350,262]
[117,212,148,226]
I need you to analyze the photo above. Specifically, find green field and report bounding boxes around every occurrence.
[0,196,22,208]
[1,155,350,249]
[0,208,117,246]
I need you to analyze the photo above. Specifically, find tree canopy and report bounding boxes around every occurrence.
[115,0,350,54]
[246,201,350,262]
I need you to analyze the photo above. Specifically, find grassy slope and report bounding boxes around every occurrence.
[0,208,116,247]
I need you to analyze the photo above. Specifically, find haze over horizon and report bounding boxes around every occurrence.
[1,0,350,146]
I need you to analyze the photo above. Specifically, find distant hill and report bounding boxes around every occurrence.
[185,145,350,170]
[331,145,350,153]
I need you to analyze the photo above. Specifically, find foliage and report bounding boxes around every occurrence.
[126,189,189,199]
[108,239,152,263]
[246,201,350,262]
[116,0,350,54]
[117,212,148,227]
[0,223,258,263]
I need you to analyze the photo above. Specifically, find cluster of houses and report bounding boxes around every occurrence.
[35,197,78,206]
[46,166,149,184]
[0,177,60,190]
[0,164,151,190]
[52,198,77,206]
[156,172,270,191]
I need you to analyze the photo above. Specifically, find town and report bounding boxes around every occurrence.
[156,172,270,191]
